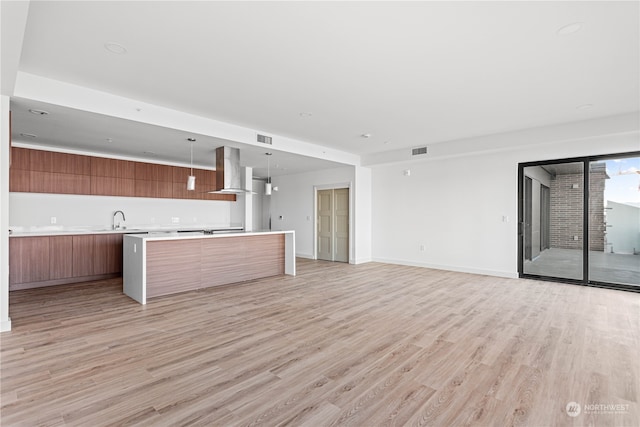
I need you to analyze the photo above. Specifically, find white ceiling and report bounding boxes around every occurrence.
[9,1,640,165]
[10,98,344,178]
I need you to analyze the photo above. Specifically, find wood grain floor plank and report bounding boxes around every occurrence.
[2,260,639,426]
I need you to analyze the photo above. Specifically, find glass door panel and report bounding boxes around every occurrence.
[589,157,640,287]
[523,162,584,280]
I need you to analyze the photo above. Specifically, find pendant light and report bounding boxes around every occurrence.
[187,138,196,191]
[265,152,272,196]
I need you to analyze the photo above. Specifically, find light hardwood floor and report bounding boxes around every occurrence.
[1,259,639,426]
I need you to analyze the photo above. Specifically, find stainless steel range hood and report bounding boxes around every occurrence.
[209,146,251,193]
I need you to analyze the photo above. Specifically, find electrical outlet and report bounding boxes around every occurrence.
[50,217,57,224]
[573,235,579,241]
[171,217,180,224]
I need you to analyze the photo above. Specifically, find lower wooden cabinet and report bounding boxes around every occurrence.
[72,235,95,277]
[50,236,73,280]
[9,233,124,290]
[9,237,50,285]
[94,234,123,275]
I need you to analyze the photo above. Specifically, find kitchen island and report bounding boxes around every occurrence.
[123,230,295,304]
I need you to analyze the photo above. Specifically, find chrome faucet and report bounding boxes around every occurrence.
[113,210,126,230]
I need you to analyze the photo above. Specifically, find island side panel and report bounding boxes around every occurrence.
[237,233,284,282]
[123,236,145,304]
[146,239,203,298]
[200,234,285,284]
[284,231,295,276]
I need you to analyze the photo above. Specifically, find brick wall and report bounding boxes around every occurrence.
[550,173,583,250]
[549,166,606,251]
[589,165,607,252]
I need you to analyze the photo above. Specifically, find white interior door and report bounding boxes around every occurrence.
[317,188,349,262]
[317,189,333,261]
[334,188,349,262]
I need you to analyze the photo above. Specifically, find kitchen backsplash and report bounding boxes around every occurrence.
[10,192,235,229]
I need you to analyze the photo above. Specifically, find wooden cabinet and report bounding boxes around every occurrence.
[91,176,136,197]
[50,236,73,280]
[135,162,173,182]
[90,157,136,196]
[9,237,50,285]
[135,179,173,198]
[10,146,30,169]
[72,235,95,277]
[9,169,30,192]
[9,147,235,201]
[30,171,90,195]
[9,233,125,290]
[30,150,91,175]
[94,234,123,275]
[9,147,31,192]
[91,157,135,179]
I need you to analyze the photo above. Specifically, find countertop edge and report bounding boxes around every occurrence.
[124,230,294,241]
[10,226,243,238]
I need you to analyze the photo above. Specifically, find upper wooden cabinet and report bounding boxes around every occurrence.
[10,147,30,169]
[91,176,136,197]
[30,150,91,175]
[91,157,135,179]
[135,162,173,182]
[9,147,235,201]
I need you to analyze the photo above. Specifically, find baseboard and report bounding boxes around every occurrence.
[296,253,314,260]
[372,257,518,279]
[9,273,121,291]
[352,257,372,265]
[1,318,12,332]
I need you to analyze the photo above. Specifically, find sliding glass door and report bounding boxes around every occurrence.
[588,156,640,287]
[521,161,584,281]
[519,153,640,291]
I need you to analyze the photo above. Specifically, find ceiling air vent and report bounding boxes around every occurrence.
[411,146,428,156]
[257,134,273,145]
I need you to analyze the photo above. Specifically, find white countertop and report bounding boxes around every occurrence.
[10,225,243,237]
[125,229,293,241]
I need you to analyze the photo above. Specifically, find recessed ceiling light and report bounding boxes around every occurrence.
[104,42,127,54]
[187,137,196,142]
[20,133,37,138]
[361,133,372,138]
[106,138,113,143]
[557,22,583,36]
[383,141,390,145]
[299,112,313,118]
[28,109,49,116]
[143,151,157,156]
[576,104,594,110]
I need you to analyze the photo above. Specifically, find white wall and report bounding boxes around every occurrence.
[354,166,372,264]
[270,166,355,260]
[607,201,640,254]
[10,193,233,230]
[1,95,11,331]
[372,130,639,278]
